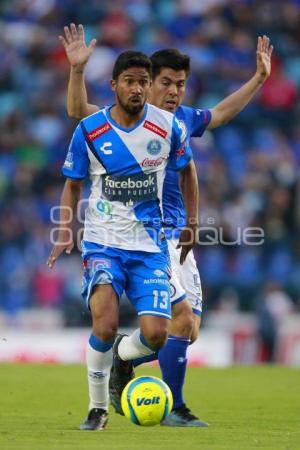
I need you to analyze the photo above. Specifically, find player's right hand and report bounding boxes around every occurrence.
[177,226,198,265]
[256,35,273,81]
[47,232,74,268]
[59,23,97,68]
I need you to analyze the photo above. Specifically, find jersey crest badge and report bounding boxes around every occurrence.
[147,139,162,155]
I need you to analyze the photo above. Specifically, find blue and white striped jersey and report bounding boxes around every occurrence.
[163,105,211,237]
[62,103,192,252]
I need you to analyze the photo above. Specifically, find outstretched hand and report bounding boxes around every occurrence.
[59,23,96,68]
[256,35,273,80]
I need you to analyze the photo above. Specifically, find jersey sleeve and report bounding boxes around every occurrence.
[61,124,89,180]
[168,116,193,171]
[188,107,211,137]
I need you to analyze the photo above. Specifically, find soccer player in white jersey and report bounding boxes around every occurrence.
[47,50,199,430]
[59,24,273,427]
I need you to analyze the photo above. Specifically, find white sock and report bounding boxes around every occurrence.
[86,341,112,411]
[118,329,154,360]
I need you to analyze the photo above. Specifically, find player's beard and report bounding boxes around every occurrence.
[117,93,145,116]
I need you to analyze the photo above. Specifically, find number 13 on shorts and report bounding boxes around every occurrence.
[153,290,169,309]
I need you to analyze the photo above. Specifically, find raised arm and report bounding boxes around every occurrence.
[208,35,273,129]
[59,24,99,119]
[177,160,199,264]
[47,179,83,268]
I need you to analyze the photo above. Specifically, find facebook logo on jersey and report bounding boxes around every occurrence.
[102,172,158,204]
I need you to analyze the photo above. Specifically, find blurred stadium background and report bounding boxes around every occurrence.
[0,0,300,366]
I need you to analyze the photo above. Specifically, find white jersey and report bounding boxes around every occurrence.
[62,103,192,252]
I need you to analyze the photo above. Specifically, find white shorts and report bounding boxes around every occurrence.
[168,238,203,316]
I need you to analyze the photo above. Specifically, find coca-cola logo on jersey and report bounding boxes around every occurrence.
[141,157,165,167]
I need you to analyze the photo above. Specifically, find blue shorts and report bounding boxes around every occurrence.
[81,240,171,320]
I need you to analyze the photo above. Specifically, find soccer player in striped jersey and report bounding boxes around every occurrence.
[59,24,273,427]
[48,50,198,430]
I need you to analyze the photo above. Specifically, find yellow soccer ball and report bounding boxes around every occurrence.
[121,376,173,426]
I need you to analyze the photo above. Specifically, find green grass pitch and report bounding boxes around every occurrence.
[0,364,299,450]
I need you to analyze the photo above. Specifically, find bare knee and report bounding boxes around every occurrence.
[190,326,199,344]
[145,327,168,350]
[140,316,168,350]
[92,320,118,342]
[169,300,194,338]
[90,284,118,342]
[190,315,201,344]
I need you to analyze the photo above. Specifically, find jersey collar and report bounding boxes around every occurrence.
[105,104,148,133]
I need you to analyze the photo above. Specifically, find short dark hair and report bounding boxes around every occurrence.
[150,49,190,80]
[112,51,152,80]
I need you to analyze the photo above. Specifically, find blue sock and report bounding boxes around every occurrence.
[133,352,159,367]
[158,335,190,409]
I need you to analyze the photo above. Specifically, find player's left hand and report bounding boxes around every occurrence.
[256,35,273,80]
[177,226,198,265]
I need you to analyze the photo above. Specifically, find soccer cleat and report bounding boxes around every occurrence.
[79,408,108,430]
[160,404,208,427]
[109,334,135,415]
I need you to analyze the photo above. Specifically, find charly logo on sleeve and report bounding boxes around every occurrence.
[177,120,188,143]
[63,150,73,169]
[101,172,158,205]
[147,139,162,155]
